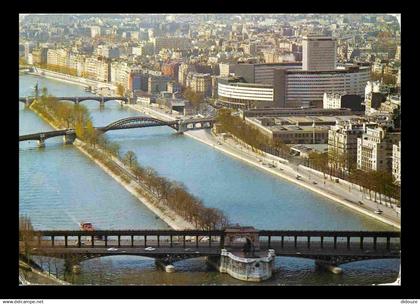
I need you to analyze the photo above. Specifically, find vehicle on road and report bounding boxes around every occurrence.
[374,209,383,214]
[107,248,118,251]
[145,247,156,251]
[80,222,94,231]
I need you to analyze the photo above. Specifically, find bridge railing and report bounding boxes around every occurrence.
[27,230,225,250]
[258,231,400,252]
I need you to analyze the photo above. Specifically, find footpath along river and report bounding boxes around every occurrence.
[19,74,399,285]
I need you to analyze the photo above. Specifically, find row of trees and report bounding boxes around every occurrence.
[31,87,101,148]
[371,70,397,86]
[215,109,400,206]
[349,169,400,206]
[37,63,78,77]
[121,150,229,230]
[307,151,400,206]
[31,89,229,230]
[19,215,36,262]
[216,109,290,157]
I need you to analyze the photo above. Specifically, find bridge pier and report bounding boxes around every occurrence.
[155,258,176,273]
[315,260,343,275]
[218,249,276,282]
[177,122,187,133]
[37,139,45,148]
[63,133,76,145]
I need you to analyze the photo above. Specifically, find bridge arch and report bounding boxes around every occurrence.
[100,116,178,132]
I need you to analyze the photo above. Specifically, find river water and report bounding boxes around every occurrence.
[19,74,399,285]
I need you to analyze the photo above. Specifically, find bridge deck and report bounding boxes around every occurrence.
[23,236,400,262]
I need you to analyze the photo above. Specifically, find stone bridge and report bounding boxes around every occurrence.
[19,96,130,107]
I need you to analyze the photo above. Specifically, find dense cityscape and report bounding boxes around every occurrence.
[19,14,401,286]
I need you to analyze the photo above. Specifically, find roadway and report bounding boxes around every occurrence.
[124,103,400,228]
[186,130,400,228]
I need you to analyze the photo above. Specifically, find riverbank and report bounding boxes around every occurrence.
[28,67,116,92]
[126,104,400,230]
[19,259,70,285]
[28,102,195,230]
[74,140,195,230]
[24,72,400,229]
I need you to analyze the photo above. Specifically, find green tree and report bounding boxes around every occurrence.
[116,84,125,97]
[19,215,36,262]
[184,88,204,109]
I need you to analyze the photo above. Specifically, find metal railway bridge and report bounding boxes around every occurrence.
[19,116,216,146]
[21,229,400,267]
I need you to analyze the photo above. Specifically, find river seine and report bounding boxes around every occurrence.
[19,74,399,285]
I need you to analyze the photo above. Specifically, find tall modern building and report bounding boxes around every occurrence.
[219,62,369,109]
[302,35,337,71]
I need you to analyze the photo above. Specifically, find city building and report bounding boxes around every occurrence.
[229,62,370,108]
[240,107,353,119]
[178,63,194,87]
[218,76,275,109]
[302,35,337,71]
[357,126,401,173]
[31,47,48,65]
[323,93,364,111]
[167,81,181,94]
[110,61,131,87]
[188,73,212,97]
[96,45,120,59]
[84,57,110,82]
[152,37,191,52]
[392,141,401,184]
[219,63,236,77]
[90,26,101,38]
[148,75,171,94]
[246,118,331,145]
[161,62,180,81]
[328,121,377,171]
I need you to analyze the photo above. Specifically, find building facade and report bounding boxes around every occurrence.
[357,127,401,173]
[188,73,212,97]
[152,37,191,52]
[229,62,370,109]
[302,35,337,71]
[392,141,401,184]
[328,122,377,171]
[218,77,274,109]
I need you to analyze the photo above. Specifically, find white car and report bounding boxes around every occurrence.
[107,247,118,251]
[145,247,156,251]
